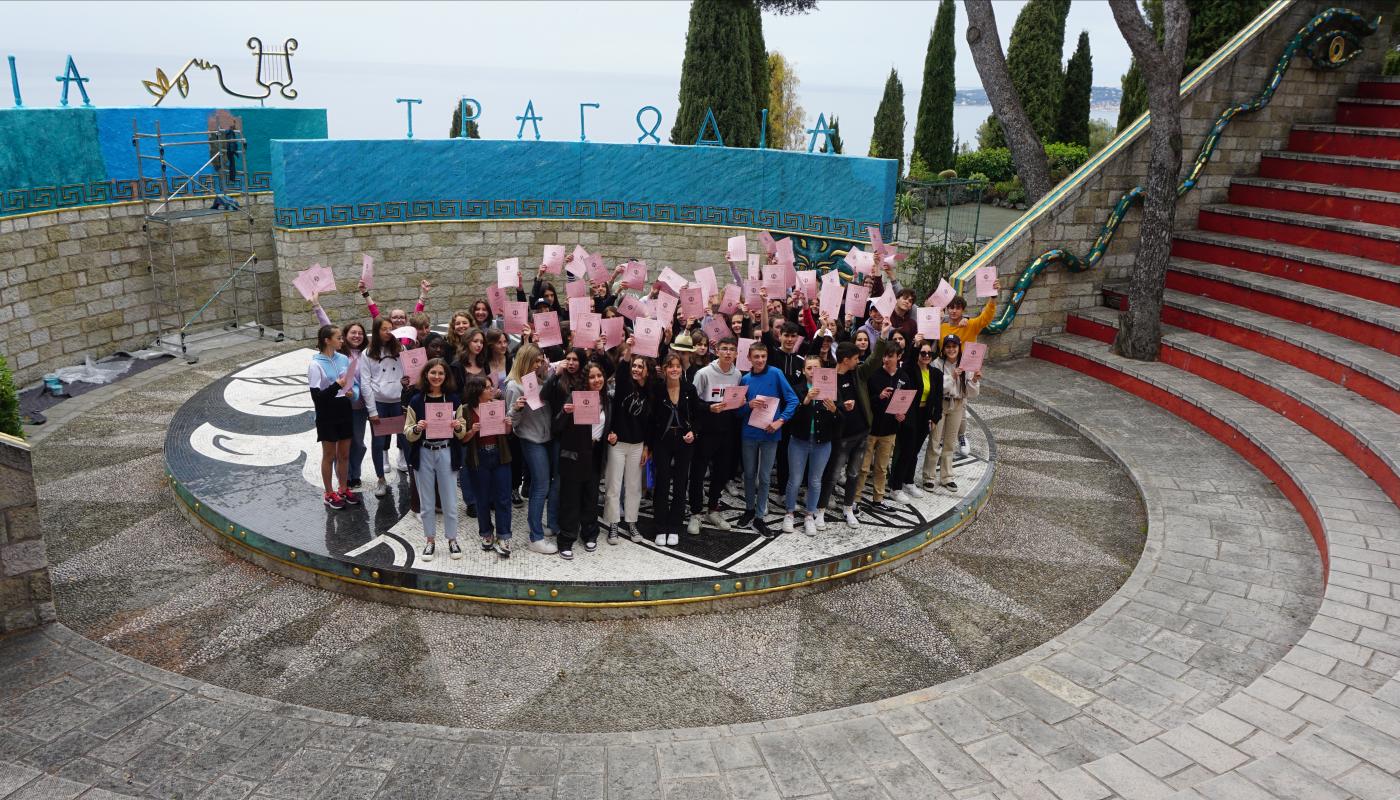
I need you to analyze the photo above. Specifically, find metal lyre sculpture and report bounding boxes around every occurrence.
[144,37,299,107]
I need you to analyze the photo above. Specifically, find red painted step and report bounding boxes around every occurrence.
[1358,80,1400,101]
[1170,232,1399,304]
[1197,207,1400,265]
[1226,180,1400,227]
[1259,152,1400,193]
[1336,97,1400,128]
[1288,125,1400,161]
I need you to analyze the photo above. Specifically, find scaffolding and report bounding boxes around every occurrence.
[133,119,282,362]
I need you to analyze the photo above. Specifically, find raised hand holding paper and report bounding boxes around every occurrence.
[886,389,916,416]
[502,300,529,334]
[622,260,648,290]
[522,372,544,410]
[573,312,601,348]
[654,293,679,327]
[872,288,897,320]
[497,257,520,289]
[726,235,746,262]
[701,315,729,346]
[587,255,611,286]
[695,267,718,304]
[813,368,837,400]
[402,348,428,383]
[424,402,455,439]
[746,254,761,280]
[360,254,374,291]
[975,266,998,298]
[572,390,601,424]
[795,270,817,299]
[618,295,645,320]
[486,286,507,315]
[961,342,988,374]
[747,396,778,429]
[568,246,590,277]
[926,279,955,309]
[680,286,705,320]
[845,247,874,274]
[534,311,563,347]
[658,267,687,295]
[867,225,885,256]
[916,307,940,339]
[819,272,844,317]
[633,318,662,358]
[719,284,741,315]
[845,283,871,318]
[478,400,507,436]
[542,245,565,274]
[293,264,335,301]
[763,265,785,296]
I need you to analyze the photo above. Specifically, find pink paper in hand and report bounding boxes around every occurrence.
[565,276,588,299]
[654,292,679,327]
[845,247,874,275]
[747,396,778,430]
[533,311,563,347]
[542,245,565,274]
[819,272,844,318]
[701,315,730,346]
[813,368,837,400]
[521,372,545,410]
[916,307,940,339]
[633,318,663,358]
[727,235,747,262]
[758,230,776,256]
[587,255,611,286]
[371,415,405,436]
[569,297,592,321]
[975,266,998,298]
[721,384,748,410]
[763,265,786,297]
[572,390,601,424]
[719,284,741,315]
[695,267,718,304]
[424,402,455,439]
[795,270,818,299]
[886,389,916,416]
[502,301,529,334]
[680,286,705,320]
[401,348,428,383]
[872,288,897,320]
[568,246,590,277]
[622,261,648,290]
[573,312,601,348]
[746,254,761,280]
[926,279,955,309]
[867,225,885,257]
[845,283,871,318]
[497,257,520,289]
[658,267,687,295]
[293,264,334,301]
[737,337,755,371]
[339,351,360,398]
[743,279,764,313]
[601,317,625,351]
[486,285,507,315]
[961,342,988,374]
[360,254,374,291]
[774,237,794,267]
[477,400,507,436]
[617,296,645,320]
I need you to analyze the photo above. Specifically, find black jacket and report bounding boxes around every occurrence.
[646,380,702,448]
[787,377,843,444]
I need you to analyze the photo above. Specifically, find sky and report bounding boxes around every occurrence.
[4,1,1131,154]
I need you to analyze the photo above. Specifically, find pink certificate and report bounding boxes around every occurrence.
[746,254,761,280]
[360,254,375,291]
[727,235,747,262]
[813,367,837,400]
[819,274,844,318]
[794,270,818,299]
[569,296,593,321]
[680,286,705,320]
[975,266,998,298]
[572,390,601,424]
[774,237,794,267]
[961,342,988,374]
[758,230,776,256]
[701,316,730,347]
[424,402,455,439]
[695,267,718,304]
[926,279,955,309]
[763,265,786,297]
[886,389,916,416]
[568,245,590,277]
[872,288,897,320]
[370,414,405,436]
[743,280,764,313]
[718,384,746,410]
[477,400,507,436]
[633,318,663,358]
[622,261,648,290]
[521,372,544,410]
[486,285,507,315]
[618,295,646,320]
[845,247,874,275]
[497,257,520,289]
[401,348,428,383]
[654,292,679,327]
[719,284,741,315]
[845,284,870,318]
[533,310,563,347]
[601,317,625,351]
[542,245,565,274]
[502,300,529,334]
[587,256,612,286]
[747,395,778,429]
[658,267,688,295]
[916,307,941,339]
[573,312,602,348]
[867,225,885,257]
[565,276,588,299]
[737,337,755,371]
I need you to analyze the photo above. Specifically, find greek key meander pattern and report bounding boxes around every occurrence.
[0,172,273,217]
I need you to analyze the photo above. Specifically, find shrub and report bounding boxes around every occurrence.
[955,148,1014,183]
[907,152,934,182]
[894,191,925,223]
[0,352,22,438]
[936,168,958,180]
[906,240,981,303]
[1044,141,1090,181]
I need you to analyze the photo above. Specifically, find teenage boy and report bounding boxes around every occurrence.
[737,342,798,537]
[764,321,807,490]
[690,337,743,532]
[939,279,1000,456]
[827,335,890,526]
[854,341,908,508]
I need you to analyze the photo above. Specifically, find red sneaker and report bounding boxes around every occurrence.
[324,491,346,510]
[340,488,362,506]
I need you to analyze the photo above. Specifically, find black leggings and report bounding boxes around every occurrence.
[689,421,735,513]
[557,469,600,550]
[652,435,693,533]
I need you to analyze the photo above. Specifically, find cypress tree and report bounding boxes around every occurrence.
[998,0,1071,144]
[868,69,906,174]
[820,115,844,154]
[744,0,769,139]
[449,101,481,139]
[1055,31,1093,146]
[913,0,958,172]
[672,0,760,147]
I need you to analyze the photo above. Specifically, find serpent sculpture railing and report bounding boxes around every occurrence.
[967,6,1380,336]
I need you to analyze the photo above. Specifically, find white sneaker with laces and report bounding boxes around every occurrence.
[815,510,827,530]
[705,511,731,531]
[959,437,970,456]
[687,516,702,536]
[782,513,795,534]
[666,533,679,546]
[803,516,817,536]
[891,489,911,504]
[844,506,859,527]
[905,484,925,499]
[373,480,388,497]
[396,454,409,473]
[528,539,559,555]
[654,533,667,546]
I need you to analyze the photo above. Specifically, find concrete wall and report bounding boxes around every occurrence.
[0,434,53,635]
[959,1,1389,359]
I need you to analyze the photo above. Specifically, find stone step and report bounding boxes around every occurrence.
[1289,123,1400,161]
[1102,284,1400,414]
[1258,150,1400,194]
[1358,78,1400,101]
[1227,177,1400,227]
[1166,258,1400,356]
[1172,228,1400,305]
[1336,96,1400,127]
[1065,304,1400,507]
[1197,204,1400,266]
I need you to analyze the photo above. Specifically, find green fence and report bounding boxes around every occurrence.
[893,178,990,301]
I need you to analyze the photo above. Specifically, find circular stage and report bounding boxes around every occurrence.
[164,349,996,618]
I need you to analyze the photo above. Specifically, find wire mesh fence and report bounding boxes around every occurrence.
[892,178,992,299]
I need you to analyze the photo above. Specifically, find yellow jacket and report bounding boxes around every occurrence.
[940,298,997,345]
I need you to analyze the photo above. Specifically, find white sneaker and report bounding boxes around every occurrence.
[687,516,702,536]
[396,454,409,473]
[815,510,827,530]
[803,517,817,536]
[782,514,796,534]
[959,437,970,457]
[891,489,911,504]
[705,511,731,531]
[844,506,859,526]
[654,533,667,546]
[667,533,679,546]
[528,539,559,555]
[373,480,388,497]
[905,484,925,499]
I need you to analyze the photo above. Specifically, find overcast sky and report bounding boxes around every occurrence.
[5,1,1131,153]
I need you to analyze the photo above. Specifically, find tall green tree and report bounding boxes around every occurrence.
[672,0,761,147]
[0,352,21,437]
[820,114,844,154]
[984,0,1071,147]
[913,0,957,172]
[966,0,1052,200]
[767,52,805,149]
[1055,31,1093,146]
[449,100,481,139]
[868,69,906,174]
[743,0,770,140]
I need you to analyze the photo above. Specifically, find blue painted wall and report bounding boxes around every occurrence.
[0,106,327,217]
[271,139,897,242]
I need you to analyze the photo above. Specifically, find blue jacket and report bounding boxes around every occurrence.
[739,365,799,442]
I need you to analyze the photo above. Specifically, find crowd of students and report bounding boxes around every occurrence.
[306,244,997,562]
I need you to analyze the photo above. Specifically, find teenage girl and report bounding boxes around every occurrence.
[506,343,560,554]
[647,353,699,546]
[402,358,468,561]
[308,324,361,509]
[360,317,406,497]
[340,322,370,490]
[784,355,841,535]
[603,351,651,544]
[461,375,515,558]
[930,334,981,492]
[545,351,608,559]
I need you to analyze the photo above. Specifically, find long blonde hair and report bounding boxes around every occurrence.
[508,342,544,385]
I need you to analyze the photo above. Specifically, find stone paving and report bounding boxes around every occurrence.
[7,349,1399,798]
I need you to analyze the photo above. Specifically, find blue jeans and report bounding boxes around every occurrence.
[467,445,513,540]
[520,439,560,542]
[785,437,832,515]
[416,446,458,542]
[349,406,368,484]
[371,400,405,479]
[741,438,778,518]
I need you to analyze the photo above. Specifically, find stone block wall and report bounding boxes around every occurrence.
[0,433,53,634]
[276,219,756,341]
[973,0,1389,360]
[0,195,279,386]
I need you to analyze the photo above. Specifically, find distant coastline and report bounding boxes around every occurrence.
[953,86,1123,107]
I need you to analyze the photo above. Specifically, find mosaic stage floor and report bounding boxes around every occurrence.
[163,349,994,615]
